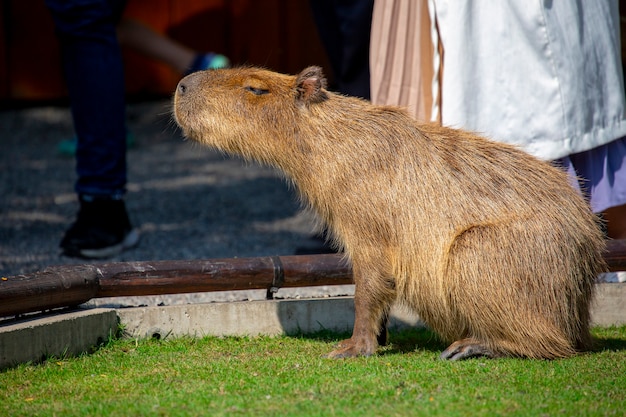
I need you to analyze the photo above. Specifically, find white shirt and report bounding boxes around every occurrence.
[431,0,626,160]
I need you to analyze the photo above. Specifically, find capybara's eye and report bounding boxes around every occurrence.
[244,86,269,96]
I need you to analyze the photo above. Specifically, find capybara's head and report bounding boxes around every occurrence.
[174,66,328,163]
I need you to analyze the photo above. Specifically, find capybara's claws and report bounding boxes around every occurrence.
[325,349,352,359]
[326,338,376,359]
[334,338,349,349]
[326,347,372,359]
[440,338,500,361]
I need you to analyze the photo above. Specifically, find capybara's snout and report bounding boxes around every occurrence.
[173,71,209,130]
[175,72,203,100]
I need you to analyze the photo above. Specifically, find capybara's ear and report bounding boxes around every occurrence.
[296,66,328,105]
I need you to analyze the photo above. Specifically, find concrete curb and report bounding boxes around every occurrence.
[1,283,624,369]
[0,308,119,370]
[591,283,626,326]
[116,296,423,340]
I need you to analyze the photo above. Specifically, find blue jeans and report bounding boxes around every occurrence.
[46,0,128,197]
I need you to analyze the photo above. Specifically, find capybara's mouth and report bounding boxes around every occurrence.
[172,105,198,143]
[173,72,205,134]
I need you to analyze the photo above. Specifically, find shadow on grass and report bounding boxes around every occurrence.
[291,327,448,356]
[382,328,448,355]
[291,326,626,357]
[591,326,626,353]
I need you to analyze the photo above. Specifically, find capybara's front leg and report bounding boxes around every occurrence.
[327,297,381,358]
[327,267,394,358]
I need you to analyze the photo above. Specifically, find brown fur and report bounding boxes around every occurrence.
[173,66,607,360]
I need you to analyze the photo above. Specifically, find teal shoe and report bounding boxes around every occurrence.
[186,53,230,75]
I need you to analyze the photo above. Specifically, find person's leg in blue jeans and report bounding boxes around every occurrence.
[46,0,139,258]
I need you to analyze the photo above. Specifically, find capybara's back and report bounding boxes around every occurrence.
[174,66,607,360]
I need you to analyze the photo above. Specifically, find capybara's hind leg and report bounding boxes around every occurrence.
[440,338,503,361]
[327,264,395,358]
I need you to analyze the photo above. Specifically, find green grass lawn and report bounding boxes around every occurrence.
[1,326,625,416]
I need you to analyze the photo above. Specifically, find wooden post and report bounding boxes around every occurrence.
[0,254,352,317]
[95,254,352,297]
[0,265,99,317]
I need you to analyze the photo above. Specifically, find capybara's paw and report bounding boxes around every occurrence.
[440,338,501,361]
[326,338,376,359]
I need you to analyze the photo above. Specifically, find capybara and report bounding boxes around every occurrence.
[173,66,607,360]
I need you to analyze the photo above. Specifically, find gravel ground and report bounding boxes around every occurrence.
[0,100,354,306]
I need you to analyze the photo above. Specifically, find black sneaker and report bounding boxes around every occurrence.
[60,195,140,259]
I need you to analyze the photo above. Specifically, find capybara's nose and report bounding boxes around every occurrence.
[177,72,202,97]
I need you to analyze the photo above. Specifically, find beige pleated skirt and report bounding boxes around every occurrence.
[369,0,439,123]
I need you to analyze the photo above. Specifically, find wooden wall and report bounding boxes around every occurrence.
[0,0,331,103]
